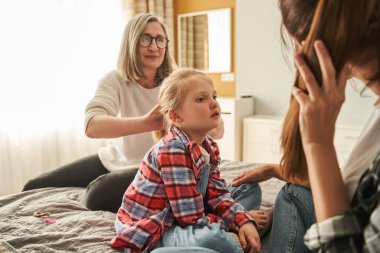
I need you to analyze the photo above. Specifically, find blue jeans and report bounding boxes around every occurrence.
[226,183,262,211]
[265,184,315,253]
[150,183,261,253]
[151,246,219,253]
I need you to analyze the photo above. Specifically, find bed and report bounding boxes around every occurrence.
[0,160,285,253]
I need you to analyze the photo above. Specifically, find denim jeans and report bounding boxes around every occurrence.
[226,183,262,211]
[265,184,315,253]
[151,182,262,253]
[150,246,219,253]
[154,223,244,253]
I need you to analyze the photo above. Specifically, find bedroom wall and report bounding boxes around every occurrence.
[235,0,375,125]
[173,0,236,97]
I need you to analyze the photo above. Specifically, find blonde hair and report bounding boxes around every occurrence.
[152,68,212,140]
[117,13,176,84]
[279,0,380,185]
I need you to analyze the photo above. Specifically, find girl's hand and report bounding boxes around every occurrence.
[238,222,261,253]
[292,40,349,148]
[246,210,268,231]
[144,104,164,131]
[247,209,273,237]
[231,164,279,187]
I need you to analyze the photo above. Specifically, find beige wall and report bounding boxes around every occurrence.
[173,0,235,97]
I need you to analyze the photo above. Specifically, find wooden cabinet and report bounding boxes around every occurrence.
[243,115,363,166]
[215,97,254,161]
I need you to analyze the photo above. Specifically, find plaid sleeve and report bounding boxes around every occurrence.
[206,165,254,232]
[158,142,205,227]
[304,205,380,252]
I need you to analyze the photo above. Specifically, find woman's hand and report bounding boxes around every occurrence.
[231,164,280,187]
[292,40,351,221]
[86,104,164,138]
[292,40,349,147]
[238,222,261,253]
[144,104,164,131]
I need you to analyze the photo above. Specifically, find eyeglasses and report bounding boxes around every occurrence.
[139,34,168,49]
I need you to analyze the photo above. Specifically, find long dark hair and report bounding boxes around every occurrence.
[279,0,380,185]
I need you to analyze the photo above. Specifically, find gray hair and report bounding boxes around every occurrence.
[117,13,176,84]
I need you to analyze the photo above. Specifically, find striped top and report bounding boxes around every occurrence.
[110,126,254,252]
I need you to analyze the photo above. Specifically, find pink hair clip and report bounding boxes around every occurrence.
[33,210,56,225]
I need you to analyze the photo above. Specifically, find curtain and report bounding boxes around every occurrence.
[181,16,194,68]
[0,0,125,196]
[179,15,209,70]
[121,0,175,56]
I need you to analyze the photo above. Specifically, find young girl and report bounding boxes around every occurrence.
[111,68,261,253]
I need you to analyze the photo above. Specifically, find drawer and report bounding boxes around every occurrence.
[245,121,282,145]
[334,128,361,153]
[244,143,281,163]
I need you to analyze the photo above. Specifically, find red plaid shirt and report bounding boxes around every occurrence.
[111,126,254,253]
